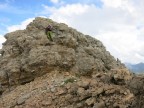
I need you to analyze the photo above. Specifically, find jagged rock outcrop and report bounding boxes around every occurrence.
[0,17,129,92]
[0,17,136,108]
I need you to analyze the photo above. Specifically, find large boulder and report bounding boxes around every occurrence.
[0,17,129,93]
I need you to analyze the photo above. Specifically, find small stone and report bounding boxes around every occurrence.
[114,74,119,79]
[60,81,65,86]
[77,87,85,95]
[90,79,98,86]
[42,99,52,106]
[64,72,70,76]
[77,102,84,107]
[50,87,56,93]
[65,94,73,99]
[113,103,119,107]
[93,101,105,108]
[57,88,67,95]
[124,92,127,95]
[85,97,96,106]
[92,88,104,96]
[17,93,31,105]
[77,80,90,89]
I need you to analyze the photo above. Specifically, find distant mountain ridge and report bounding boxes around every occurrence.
[125,62,144,73]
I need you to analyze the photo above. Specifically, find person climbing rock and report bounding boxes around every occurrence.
[45,25,53,41]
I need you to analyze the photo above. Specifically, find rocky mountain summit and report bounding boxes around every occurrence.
[0,17,143,108]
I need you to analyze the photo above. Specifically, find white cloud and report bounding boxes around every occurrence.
[97,30,144,63]
[50,0,59,4]
[7,18,34,32]
[0,18,34,49]
[0,35,6,49]
[42,3,89,17]
[1,0,144,64]
[41,0,144,64]
[102,0,124,8]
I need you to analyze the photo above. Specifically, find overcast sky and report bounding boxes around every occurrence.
[0,0,144,64]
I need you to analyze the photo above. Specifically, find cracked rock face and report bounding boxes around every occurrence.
[0,17,138,108]
[0,17,128,93]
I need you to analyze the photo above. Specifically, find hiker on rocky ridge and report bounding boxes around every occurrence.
[45,25,53,41]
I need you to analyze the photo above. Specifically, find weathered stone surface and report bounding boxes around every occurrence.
[110,68,132,85]
[0,17,140,108]
[85,97,96,106]
[128,75,144,108]
[93,101,105,108]
[0,17,127,92]
[0,70,136,108]
[17,93,31,105]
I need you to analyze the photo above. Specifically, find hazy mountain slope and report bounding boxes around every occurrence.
[125,62,144,73]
